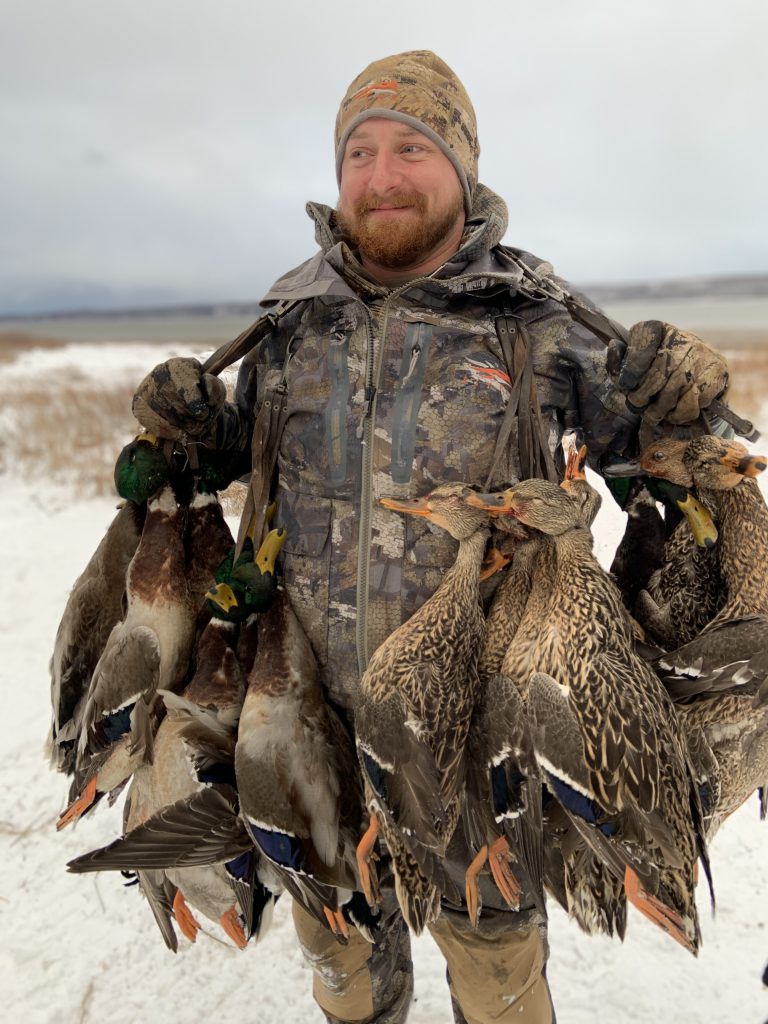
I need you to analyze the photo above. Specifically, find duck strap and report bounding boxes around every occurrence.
[233,333,298,561]
[486,304,558,488]
[201,299,304,376]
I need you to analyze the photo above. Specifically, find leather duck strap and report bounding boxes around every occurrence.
[487,304,558,488]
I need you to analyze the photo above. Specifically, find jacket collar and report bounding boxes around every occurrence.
[260,183,523,306]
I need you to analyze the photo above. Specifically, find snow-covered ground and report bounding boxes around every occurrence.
[1,341,766,1024]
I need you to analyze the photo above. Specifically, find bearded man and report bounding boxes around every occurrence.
[133,51,731,1024]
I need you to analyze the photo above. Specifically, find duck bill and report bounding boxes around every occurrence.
[602,458,645,478]
[676,494,718,549]
[720,449,768,479]
[463,489,517,516]
[378,495,432,517]
[255,528,287,573]
[206,581,239,613]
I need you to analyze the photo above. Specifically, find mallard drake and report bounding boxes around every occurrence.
[57,483,197,829]
[469,477,711,954]
[184,487,235,605]
[354,484,489,934]
[49,500,146,775]
[114,432,251,506]
[235,586,375,944]
[205,529,286,623]
[67,613,279,948]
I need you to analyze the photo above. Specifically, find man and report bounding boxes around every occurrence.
[133,51,730,1024]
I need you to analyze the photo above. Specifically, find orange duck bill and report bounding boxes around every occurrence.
[462,488,519,517]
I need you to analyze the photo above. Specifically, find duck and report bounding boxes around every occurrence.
[49,499,146,776]
[57,483,198,829]
[114,432,251,507]
[468,477,711,954]
[354,484,490,934]
[605,475,718,619]
[235,585,376,945]
[467,442,622,938]
[205,528,286,623]
[628,435,768,834]
[67,612,280,949]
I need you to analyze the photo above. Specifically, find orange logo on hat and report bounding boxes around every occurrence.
[351,79,399,101]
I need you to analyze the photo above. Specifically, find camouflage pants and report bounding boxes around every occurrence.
[291,894,554,1024]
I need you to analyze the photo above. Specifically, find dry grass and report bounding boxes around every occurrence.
[0,330,67,363]
[1,382,138,493]
[721,346,768,427]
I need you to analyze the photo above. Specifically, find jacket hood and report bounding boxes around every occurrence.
[260,183,523,306]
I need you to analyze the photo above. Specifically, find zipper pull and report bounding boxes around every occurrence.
[357,384,377,439]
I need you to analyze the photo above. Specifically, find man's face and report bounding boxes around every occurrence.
[337,118,465,271]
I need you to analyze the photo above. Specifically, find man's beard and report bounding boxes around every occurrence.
[336,191,464,270]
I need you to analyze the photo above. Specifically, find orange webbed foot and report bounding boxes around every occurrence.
[56,777,98,831]
[624,867,696,954]
[219,905,247,949]
[173,889,200,943]
[465,845,488,927]
[488,836,521,911]
[356,815,381,908]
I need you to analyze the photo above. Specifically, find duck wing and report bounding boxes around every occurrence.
[655,615,768,699]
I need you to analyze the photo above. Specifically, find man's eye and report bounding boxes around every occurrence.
[402,145,421,154]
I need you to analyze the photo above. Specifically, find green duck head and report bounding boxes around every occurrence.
[114,433,170,503]
[206,528,287,621]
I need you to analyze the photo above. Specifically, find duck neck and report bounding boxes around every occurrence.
[706,480,768,617]
[441,527,490,597]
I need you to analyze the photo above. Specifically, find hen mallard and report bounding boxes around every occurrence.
[354,484,489,934]
[468,443,623,939]
[235,586,375,945]
[57,483,197,829]
[49,500,146,776]
[469,477,711,954]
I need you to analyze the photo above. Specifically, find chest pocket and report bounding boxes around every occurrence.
[391,323,434,484]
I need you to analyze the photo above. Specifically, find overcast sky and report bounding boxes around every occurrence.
[1,0,766,315]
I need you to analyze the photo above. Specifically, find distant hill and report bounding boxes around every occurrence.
[582,274,768,303]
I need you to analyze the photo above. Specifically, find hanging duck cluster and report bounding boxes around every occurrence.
[52,429,768,959]
[52,433,378,952]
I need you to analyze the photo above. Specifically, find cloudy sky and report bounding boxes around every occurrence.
[1,0,766,315]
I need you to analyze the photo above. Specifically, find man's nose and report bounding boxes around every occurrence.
[367,149,404,193]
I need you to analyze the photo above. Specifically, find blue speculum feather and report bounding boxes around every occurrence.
[196,762,237,787]
[544,770,618,837]
[491,763,525,817]
[246,823,305,871]
[102,703,135,743]
[225,852,253,881]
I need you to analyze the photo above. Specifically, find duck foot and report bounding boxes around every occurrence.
[173,890,200,943]
[323,905,350,944]
[356,816,381,909]
[479,548,512,581]
[624,867,696,954]
[219,905,247,949]
[487,836,521,911]
[56,777,98,831]
[465,846,488,927]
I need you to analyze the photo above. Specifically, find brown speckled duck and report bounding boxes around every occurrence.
[355,484,489,934]
[470,477,711,954]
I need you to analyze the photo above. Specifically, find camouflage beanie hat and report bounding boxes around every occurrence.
[335,50,479,214]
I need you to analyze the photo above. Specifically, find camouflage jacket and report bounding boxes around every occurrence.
[220,184,639,711]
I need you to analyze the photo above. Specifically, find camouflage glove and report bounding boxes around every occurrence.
[132,357,227,442]
[609,320,729,437]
